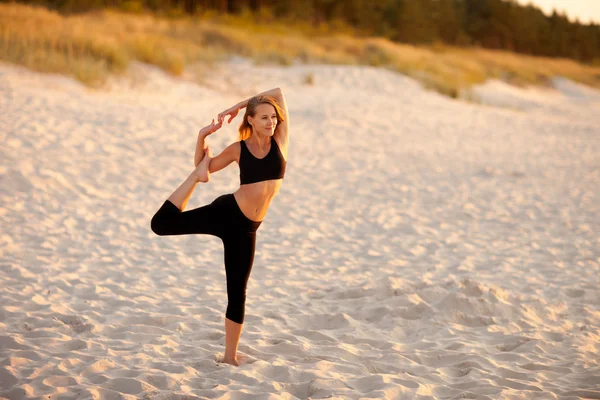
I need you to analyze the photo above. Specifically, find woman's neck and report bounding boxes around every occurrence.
[247,134,270,149]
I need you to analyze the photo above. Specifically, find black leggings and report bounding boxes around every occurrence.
[150,194,262,324]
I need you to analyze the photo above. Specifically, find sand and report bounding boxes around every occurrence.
[1,58,599,399]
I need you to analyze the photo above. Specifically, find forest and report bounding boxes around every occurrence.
[9,0,600,64]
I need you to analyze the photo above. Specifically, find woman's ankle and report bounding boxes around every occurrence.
[222,355,239,366]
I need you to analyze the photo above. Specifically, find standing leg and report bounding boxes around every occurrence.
[224,318,243,366]
[221,231,258,365]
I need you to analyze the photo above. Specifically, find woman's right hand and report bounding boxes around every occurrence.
[199,118,223,137]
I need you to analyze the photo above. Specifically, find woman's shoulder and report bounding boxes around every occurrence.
[221,141,242,162]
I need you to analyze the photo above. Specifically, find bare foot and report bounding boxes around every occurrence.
[221,356,239,366]
[217,353,239,366]
[194,146,212,183]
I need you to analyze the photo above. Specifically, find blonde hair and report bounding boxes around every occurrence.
[238,95,285,141]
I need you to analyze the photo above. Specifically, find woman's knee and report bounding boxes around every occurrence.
[150,212,168,235]
[225,291,246,324]
[151,201,177,235]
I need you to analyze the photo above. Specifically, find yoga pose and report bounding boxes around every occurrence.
[150,87,289,366]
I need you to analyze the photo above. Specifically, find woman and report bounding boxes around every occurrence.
[150,87,289,366]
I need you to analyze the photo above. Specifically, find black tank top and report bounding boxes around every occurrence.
[239,139,287,185]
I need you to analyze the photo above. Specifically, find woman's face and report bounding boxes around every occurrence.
[249,103,277,137]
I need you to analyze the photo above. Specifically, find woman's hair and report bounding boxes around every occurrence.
[238,95,285,141]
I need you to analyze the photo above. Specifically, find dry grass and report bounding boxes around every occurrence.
[2,3,599,95]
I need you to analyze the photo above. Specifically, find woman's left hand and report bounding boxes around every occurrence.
[199,118,223,137]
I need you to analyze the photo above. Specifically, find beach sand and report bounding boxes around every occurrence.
[1,59,599,399]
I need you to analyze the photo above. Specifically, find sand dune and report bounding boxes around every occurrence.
[1,58,599,399]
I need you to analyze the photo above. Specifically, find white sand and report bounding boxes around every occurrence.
[1,58,599,399]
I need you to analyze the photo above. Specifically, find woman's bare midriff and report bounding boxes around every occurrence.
[233,179,282,222]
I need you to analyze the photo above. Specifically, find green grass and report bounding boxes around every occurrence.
[2,3,599,96]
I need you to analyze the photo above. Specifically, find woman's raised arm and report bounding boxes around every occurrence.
[271,89,289,152]
[194,118,223,167]
[218,87,284,124]
[217,87,289,156]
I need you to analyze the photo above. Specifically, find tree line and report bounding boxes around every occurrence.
[10,0,600,64]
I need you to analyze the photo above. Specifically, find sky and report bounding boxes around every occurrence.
[516,0,600,24]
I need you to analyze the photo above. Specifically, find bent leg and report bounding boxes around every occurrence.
[151,154,214,236]
[151,199,221,237]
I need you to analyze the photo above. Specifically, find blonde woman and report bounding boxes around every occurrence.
[151,88,289,366]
